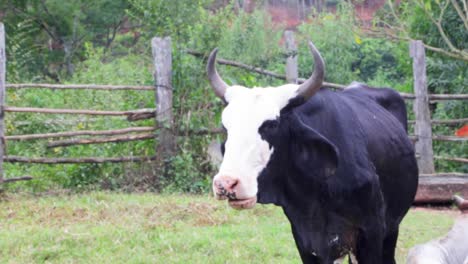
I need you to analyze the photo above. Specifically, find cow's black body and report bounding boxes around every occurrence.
[255,84,418,264]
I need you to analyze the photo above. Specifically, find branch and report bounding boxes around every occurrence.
[435,156,468,164]
[422,42,468,61]
[2,176,33,183]
[453,195,468,211]
[105,19,125,52]
[46,133,155,148]
[380,0,468,61]
[6,127,155,141]
[4,106,156,117]
[4,155,157,164]
[186,50,346,89]
[11,6,60,43]
[377,27,468,62]
[6,83,154,90]
[450,0,468,30]
[416,0,458,52]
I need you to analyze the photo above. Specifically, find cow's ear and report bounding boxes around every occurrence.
[289,114,339,178]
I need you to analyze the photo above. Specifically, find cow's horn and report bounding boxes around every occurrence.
[296,41,325,100]
[207,48,228,101]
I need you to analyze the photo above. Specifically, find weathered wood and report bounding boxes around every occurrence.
[435,156,468,164]
[6,83,153,90]
[152,37,175,163]
[284,30,298,84]
[414,175,468,204]
[429,94,468,100]
[399,92,416,99]
[431,118,468,124]
[6,127,155,141]
[408,118,468,125]
[4,155,157,164]
[46,133,154,148]
[126,109,156,121]
[420,173,468,177]
[432,135,468,142]
[2,176,33,183]
[453,195,468,211]
[410,40,435,174]
[0,23,5,185]
[7,127,222,142]
[4,106,155,117]
[409,134,467,142]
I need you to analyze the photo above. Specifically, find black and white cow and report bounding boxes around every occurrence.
[207,42,418,264]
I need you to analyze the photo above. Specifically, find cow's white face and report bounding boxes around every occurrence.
[208,42,325,209]
[213,84,299,209]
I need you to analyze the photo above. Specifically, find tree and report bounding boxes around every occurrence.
[376,0,468,62]
[1,0,130,80]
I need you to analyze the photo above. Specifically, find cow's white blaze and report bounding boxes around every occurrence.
[213,84,300,199]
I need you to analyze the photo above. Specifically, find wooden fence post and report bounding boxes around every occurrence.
[410,40,435,174]
[284,30,298,84]
[0,23,6,185]
[151,37,175,171]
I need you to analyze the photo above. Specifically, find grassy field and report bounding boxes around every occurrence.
[0,192,458,264]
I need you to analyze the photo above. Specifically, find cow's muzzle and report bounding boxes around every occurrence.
[213,175,257,209]
[228,196,257,210]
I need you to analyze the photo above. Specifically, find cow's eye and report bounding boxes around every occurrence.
[259,119,279,134]
[220,141,226,156]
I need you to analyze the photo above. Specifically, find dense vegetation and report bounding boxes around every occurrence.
[0,0,466,193]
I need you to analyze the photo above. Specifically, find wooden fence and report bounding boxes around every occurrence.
[0,25,466,191]
[0,23,180,184]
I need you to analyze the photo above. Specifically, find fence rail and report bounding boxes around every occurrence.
[5,127,156,141]
[4,106,156,116]
[408,118,468,125]
[0,24,466,185]
[6,83,154,90]
[409,135,468,142]
[46,133,155,148]
[4,155,157,164]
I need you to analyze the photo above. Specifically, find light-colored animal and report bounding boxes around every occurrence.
[407,217,468,264]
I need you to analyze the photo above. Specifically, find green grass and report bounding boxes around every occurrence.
[0,192,457,264]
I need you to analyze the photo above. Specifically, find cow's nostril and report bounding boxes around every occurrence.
[228,179,239,190]
[214,176,240,194]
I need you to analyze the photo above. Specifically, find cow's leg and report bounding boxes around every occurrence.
[297,250,322,264]
[289,224,321,264]
[381,228,399,264]
[355,224,384,264]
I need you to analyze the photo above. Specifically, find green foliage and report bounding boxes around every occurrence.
[407,1,467,52]
[297,4,359,84]
[2,0,130,79]
[297,3,412,91]
[127,0,210,43]
[164,145,212,194]
[218,10,282,67]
